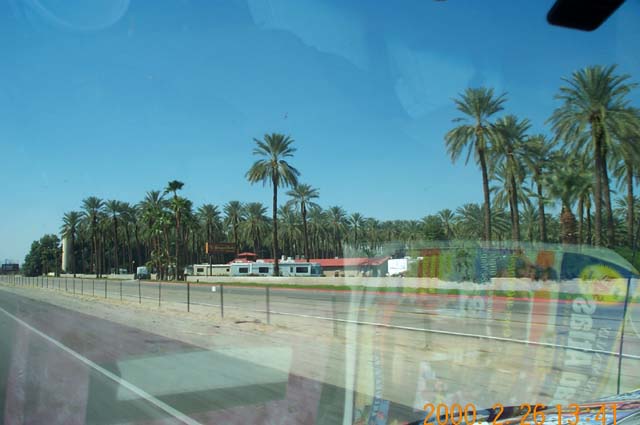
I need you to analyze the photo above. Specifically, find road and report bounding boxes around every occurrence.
[0,288,368,424]
[1,275,639,423]
[14,276,640,358]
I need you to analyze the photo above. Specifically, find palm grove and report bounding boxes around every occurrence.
[22,65,640,277]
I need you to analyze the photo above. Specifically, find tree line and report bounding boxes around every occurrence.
[22,64,640,278]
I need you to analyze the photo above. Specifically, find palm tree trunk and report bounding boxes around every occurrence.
[478,148,492,242]
[80,237,85,274]
[112,217,119,273]
[536,179,547,242]
[592,126,603,246]
[233,223,239,256]
[272,177,280,276]
[124,224,132,273]
[509,166,520,242]
[626,160,634,247]
[586,198,592,245]
[302,205,310,260]
[71,233,77,277]
[578,197,584,245]
[560,204,577,245]
[601,153,615,247]
[175,212,181,280]
[134,224,142,268]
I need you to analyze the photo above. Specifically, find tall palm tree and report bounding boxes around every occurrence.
[246,133,300,275]
[548,65,639,246]
[224,201,244,256]
[286,183,319,260]
[445,87,507,242]
[491,115,530,242]
[612,122,640,247]
[139,190,167,278]
[164,180,184,279]
[81,196,104,277]
[61,211,82,277]
[104,200,124,273]
[522,134,555,242]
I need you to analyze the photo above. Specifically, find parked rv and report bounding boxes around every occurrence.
[230,260,322,277]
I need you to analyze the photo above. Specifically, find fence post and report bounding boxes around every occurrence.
[220,284,224,318]
[616,276,633,394]
[73,278,75,294]
[93,279,95,296]
[332,295,338,337]
[158,280,161,307]
[187,280,190,312]
[120,279,123,301]
[81,279,84,295]
[266,286,270,324]
[138,279,141,304]
[104,279,107,299]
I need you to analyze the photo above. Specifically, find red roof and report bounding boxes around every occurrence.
[237,252,257,257]
[310,257,390,267]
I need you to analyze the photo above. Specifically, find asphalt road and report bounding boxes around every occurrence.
[0,288,368,425]
[1,276,639,423]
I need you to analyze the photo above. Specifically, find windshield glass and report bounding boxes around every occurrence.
[0,1,639,424]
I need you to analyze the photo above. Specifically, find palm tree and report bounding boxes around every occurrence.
[286,183,319,260]
[545,157,593,244]
[61,211,82,277]
[327,206,348,256]
[224,201,244,256]
[437,209,456,240]
[197,204,221,259]
[454,203,483,240]
[307,206,327,258]
[81,196,104,277]
[121,203,142,271]
[104,200,124,273]
[491,115,531,242]
[139,190,167,278]
[164,180,184,279]
[548,65,639,246]
[278,204,302,256]
[241,202,269,256]
[520,202,539,242]
[612,122,640,247]
[445,87,507,242]
[522,134,555,242]
[349,212,365,248]
[246,133,300,275]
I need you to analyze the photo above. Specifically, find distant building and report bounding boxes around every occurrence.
[310,257,390,277]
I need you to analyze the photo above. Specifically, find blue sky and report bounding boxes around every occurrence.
[1,0,639,262]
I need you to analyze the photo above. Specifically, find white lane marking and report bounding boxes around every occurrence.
[0,305,202,425]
